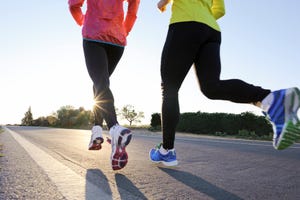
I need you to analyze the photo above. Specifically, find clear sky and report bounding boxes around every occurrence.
[1,1,300,125]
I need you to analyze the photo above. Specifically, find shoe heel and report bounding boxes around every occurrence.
[95,137,104,144]
[291,88,300,123]
[89,137,104,150]
[117,129,132,147]
[124,134,132,146]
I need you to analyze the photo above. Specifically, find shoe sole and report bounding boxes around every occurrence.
[111,129,132,170]
[153,160,178,167]
[275,87,300,150]
[88,137,104,150]
[112,146,128,170]
[275,121,300,150]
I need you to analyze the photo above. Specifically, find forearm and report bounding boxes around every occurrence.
[68,0,84,26]
[124,0,140,35]
[123,14,137,35]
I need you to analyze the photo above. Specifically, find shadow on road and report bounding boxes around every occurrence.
[86,169,112,200]
[159,167,243,200]
[115,173,147,200]
[85,169,147,200]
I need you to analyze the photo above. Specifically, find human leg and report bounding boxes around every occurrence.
[161,23,199,150]
[83,40,122,129]
[150,22,204,166]
[103,43,133,169]
[83,40,110,150]
[83,40,132,169]
[194,30,270,103]
[194,27,300,150]
[90,43,124,127]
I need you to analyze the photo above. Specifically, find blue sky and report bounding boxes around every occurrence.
[1,1,300,125]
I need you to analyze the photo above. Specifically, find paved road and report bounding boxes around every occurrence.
[1,126,300,200]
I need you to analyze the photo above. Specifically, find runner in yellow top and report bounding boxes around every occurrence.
[149,0,300,167]
[169,0,225,31]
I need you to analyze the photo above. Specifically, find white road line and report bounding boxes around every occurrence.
[6,128,112,200]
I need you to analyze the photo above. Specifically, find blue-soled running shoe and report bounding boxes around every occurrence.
[149,143,178,166]
[267,87,300,150]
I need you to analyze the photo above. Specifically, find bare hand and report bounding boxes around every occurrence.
[157,0,169,12]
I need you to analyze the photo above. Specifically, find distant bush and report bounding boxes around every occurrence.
[150,111,273,140]
[150,113,161,131]
[237,129,257,139]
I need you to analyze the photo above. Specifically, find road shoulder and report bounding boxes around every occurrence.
[0,128,66,200]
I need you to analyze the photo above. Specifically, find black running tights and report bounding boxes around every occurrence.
[83,40,124,129]
[161,22,271,149]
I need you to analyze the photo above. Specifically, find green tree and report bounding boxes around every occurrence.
[119,105,144,126]
[21,106,33,126]
[47,115,58,127]
[150,113,161,128]
[75,107,93,128]
[55,105,92,128]
[32,116,49,127]
[56,105,77,128]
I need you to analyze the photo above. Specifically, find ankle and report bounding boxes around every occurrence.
[159,146,175,155]
[261,93,274,112]
[159,146,168,155]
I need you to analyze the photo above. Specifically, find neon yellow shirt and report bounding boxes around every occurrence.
[170,0,225,31]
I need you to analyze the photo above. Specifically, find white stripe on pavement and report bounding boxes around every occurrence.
[6,128,112,200]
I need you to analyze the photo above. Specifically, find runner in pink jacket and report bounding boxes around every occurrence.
[68,0,140,171]
[69,0,139,46]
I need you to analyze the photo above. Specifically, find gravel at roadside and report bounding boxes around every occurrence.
[0,129,66,200]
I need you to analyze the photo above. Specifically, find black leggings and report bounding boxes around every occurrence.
[83,40,124,129]
[161,22,271,149]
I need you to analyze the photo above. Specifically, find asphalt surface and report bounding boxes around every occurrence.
[0,127,65,200]
[0,126,300,200]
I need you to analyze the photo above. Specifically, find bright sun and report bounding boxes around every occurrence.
[83,98,95,111]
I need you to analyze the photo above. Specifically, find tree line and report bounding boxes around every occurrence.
[21,105,144,129]
[22,105,273,140]
[150,111,273,140]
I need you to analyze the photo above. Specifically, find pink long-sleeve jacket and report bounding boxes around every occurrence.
[68,0,140,46]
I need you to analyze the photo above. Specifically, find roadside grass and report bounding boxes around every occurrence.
[0,144,3,157]
[0,127,4,157]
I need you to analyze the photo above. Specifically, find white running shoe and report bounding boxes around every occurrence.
[108,124,132,170]
[88,125,104,150]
